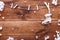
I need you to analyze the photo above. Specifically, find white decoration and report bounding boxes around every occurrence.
[44,35,50,40]
[21,39,24,40]
[13,4,18,9]
[10,3,13,8]
[44,2,50,13]
[42,13,52,24]
[0,1,5,11]
[44,13,52,17]
[28,5,30,10]
[0,26,2,30]
[10,3,18,9]
[54,35,56,37]
[56,31,60,38]
[36,5,39,10]
[7,36,14,40]
[52,0,57,5]
[0,33,2,36]
[58,20,60,26]
[2,16,5,20]
[54,38,57,40]
[36,35,38,39]
[34,11,36,13]
[54,31,60,40]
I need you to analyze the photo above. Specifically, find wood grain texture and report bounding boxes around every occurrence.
[0,0,60,40]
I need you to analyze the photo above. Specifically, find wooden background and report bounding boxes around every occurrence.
[0,0,60,40]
